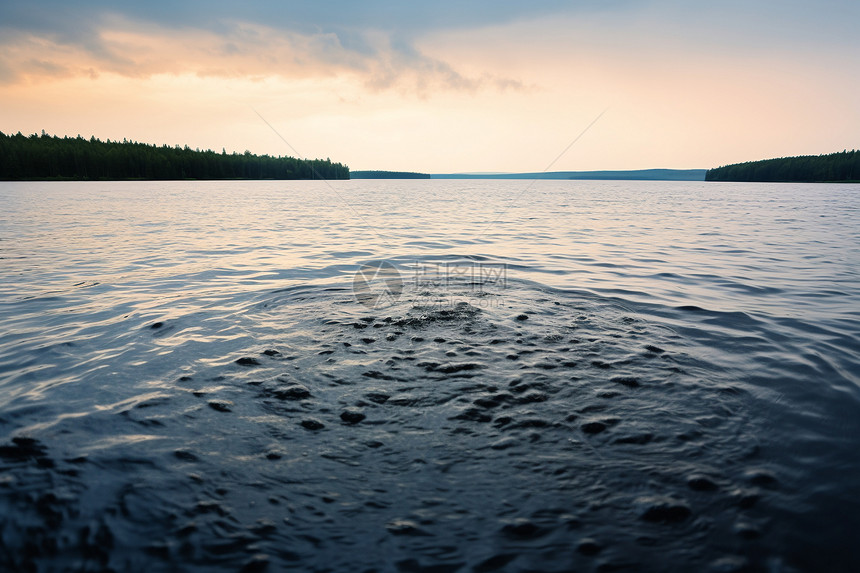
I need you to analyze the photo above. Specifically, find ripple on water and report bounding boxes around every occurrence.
[4,276,858,572]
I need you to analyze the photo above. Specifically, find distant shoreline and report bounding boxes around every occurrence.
[351,170,430,179]
[350,169,706,181]
[431,169,706,181]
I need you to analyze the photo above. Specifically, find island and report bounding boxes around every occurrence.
[0,131,349,181]
[351,170,431,179]
[706,150,859,182]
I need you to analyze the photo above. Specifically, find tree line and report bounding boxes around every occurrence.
[0,131,349,180]
[706,150,860,182]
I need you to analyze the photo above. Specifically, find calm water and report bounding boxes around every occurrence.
[1,180,859,572]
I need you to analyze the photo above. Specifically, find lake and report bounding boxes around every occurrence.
[1,180,859,571]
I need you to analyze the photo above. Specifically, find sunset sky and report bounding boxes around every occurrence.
[1,1,858,173]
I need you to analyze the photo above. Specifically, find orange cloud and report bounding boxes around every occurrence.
[0,17,526,98]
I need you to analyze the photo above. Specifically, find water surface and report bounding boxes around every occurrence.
[1,180,859,572]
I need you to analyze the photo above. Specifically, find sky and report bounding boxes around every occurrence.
[1,1,858,173]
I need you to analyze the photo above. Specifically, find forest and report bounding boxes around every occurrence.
[706,150,860,182]
[0,131,349,180]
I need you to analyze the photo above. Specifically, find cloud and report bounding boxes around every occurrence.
[2,0,857,96]
[0,1,614,38]
[0,1,567,92]
[0,60,17,84]
[0,21,527,98]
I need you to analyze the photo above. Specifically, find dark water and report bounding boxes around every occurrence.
[1,180,859,572]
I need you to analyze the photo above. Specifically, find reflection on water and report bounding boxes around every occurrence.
[0,180,859,571]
